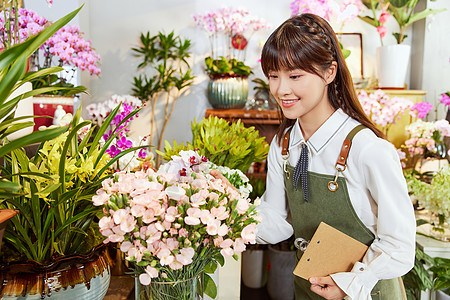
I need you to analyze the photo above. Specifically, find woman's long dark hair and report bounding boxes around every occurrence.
[261,13,384,145]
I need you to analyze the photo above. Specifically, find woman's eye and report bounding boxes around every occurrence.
[268,74,278,79]
[290,75,302,79]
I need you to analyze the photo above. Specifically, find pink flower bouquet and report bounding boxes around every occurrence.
[93,150,260,298]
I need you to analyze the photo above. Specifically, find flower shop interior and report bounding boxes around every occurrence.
[1,0,450,299]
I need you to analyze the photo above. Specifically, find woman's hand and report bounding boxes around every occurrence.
[309,276,346,300]
[209,169,238,192]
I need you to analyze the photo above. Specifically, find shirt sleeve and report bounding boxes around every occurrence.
[331,137,416,299]
[256,137,294,244]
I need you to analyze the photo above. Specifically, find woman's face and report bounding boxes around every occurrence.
[267,63,336,123]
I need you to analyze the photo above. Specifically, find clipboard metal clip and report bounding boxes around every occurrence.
[294,237,309,252]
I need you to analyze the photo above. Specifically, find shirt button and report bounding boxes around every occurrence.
[359,267,364,271]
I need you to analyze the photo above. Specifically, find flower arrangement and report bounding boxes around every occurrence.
[94,150,260,298]
[0,7,100,95]
[290,0,362,31]
[86,94,153,171]
[357,89,413,135]
[193,7,270,76]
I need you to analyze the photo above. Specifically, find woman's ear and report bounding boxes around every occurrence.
[324,61,337,84]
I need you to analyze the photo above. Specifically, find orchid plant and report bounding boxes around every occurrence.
[193,7,270,76]
[357,89,413,136]
[290,0,363,31]
[94,150,260,298]
[0,6,100,95]
[86,94,153,171]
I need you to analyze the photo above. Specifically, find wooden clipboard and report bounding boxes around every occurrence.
[293,222,369,280]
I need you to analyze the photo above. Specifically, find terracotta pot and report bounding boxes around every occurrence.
[0,244,111,299]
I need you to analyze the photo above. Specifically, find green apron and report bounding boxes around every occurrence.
[282,125,405,300]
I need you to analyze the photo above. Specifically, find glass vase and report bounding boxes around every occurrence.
[135,275,200,300]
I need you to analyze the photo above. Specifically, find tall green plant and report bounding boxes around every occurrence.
[158,116,270,173]
[0,6,85,199]
[131,31,195,164]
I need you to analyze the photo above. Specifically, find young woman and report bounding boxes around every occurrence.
[256,13,415,300]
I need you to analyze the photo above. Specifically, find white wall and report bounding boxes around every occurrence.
[24,0,450,146]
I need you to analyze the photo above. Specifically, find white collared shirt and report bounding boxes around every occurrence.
[256,109,415,300]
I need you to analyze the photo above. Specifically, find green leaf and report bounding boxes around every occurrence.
[203,273,217,299]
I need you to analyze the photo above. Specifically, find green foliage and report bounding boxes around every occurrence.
[158,116,270,173]
[204,56,252,77]
[131,31,195,99]
[407,168,450,233]
[249,177,266,200]
[131,31,195,158]
[403,246,450,299]
[0,6,84,200]
[30,74,87,96]
[0,104,144,264]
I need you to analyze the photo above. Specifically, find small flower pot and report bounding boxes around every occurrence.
[207,74,248,109]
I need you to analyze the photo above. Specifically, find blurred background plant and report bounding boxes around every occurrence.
[193,7,270,77]
[131,31,195,165]
[0,3,100,96]
[357,89,413,137]
[86,94,154,171]
[359,0,446,44]
[290,0,363,31]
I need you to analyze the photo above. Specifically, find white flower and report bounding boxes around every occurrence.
[165,185,186,201]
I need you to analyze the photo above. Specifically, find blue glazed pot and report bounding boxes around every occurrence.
[207,74,249,109]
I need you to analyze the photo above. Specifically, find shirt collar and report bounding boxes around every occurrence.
[290,109,350,155]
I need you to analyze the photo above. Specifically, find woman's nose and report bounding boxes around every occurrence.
[277,78,291,96]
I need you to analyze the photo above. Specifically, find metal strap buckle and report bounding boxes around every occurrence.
[294,237,309,251]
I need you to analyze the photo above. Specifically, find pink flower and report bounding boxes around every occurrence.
[241,224,257,244]
[377,26,387,39]
[440,93,450,106]
[175,247,195,265]
[206,219,221,235]
[139,266,158,285]
[378,12,390,24]
[185,208,201,225]
[92,190,110,206]
[157,247,174,266]
[410,102,433,119]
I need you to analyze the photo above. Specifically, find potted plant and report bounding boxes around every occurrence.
[193,7,269,109]
[359,0,445,88]
[1,4,101,130]
[250,77,277,110]
[157,116,270,173]
[131,31,195,165]
[0,6,145,298]
[0,3,86,246]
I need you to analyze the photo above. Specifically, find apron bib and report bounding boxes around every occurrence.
[282,125,405,300]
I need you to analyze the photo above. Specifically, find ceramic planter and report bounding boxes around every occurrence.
[207,74,248,109]
[0,244,111,299]
[376,44,411,88]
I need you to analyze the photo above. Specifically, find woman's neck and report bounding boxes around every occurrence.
[299,106,336,141]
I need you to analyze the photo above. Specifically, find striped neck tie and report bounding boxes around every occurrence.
[293,143,309,202]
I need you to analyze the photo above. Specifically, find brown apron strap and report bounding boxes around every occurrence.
[335,124,366,170]
[281,126,294,156]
